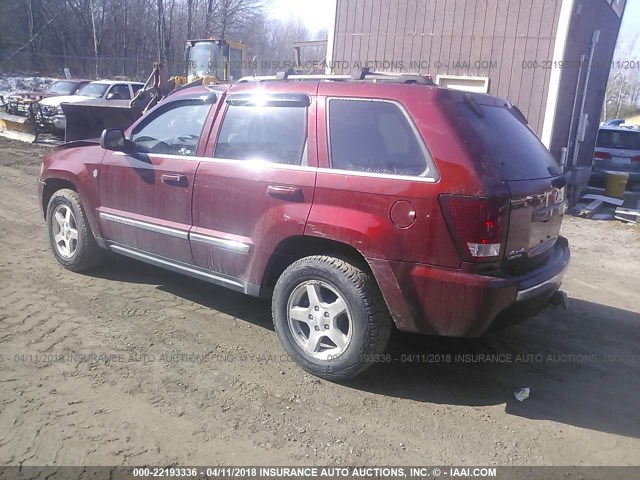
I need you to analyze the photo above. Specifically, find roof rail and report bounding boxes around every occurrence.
[237,73,351,83]
[237,69,434,85]
[350,67,371,80]
[349,68,434,85]
[275,69,296,80]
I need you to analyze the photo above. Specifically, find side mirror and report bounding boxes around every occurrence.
[100,129,129,151]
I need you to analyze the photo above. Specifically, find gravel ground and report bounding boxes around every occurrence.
[0,137,639,468]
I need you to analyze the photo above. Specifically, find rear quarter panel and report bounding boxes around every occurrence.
[308,84,512,333]
[308,84,508,268]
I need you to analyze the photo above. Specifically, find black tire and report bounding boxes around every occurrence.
[272,255,392,381]
[46,188,104,272]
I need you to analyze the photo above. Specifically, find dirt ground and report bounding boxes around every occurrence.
[0,136,639,467]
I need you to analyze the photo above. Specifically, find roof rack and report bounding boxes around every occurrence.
[237,67,434,85]
[350,67,434,84]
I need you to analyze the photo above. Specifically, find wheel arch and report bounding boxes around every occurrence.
[41,173,104,242]
[260,235,372,298]
[269,243,393,380]
[260,235,417,333]
[41,178,77,217]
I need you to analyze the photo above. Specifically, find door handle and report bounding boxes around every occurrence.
[161,173,187,186]
[266,185,304,201]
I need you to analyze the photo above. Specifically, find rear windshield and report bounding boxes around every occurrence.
[596,129,640,150]
[460,103,561,181]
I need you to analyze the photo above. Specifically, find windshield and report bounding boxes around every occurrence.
[76,83,109,98]
[47,81,78,95]
[188,43,225,79]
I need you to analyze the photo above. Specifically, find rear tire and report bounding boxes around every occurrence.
[272,255,392,381]
[46,188,104,272]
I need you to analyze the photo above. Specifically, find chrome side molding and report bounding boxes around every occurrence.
[108,243,246,292]
[189,232,251,254]
[99,212,188,240]
[99,211,251,254]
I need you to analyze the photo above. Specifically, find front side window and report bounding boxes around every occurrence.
[214,105,307,165]
[130,102,211,156]
[108,84,131,100]
[328,99,429,176]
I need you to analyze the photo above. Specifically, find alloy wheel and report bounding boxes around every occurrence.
[51,204,78,258]
[286,280,353,360]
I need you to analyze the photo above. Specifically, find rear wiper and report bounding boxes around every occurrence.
[463,93,484,118]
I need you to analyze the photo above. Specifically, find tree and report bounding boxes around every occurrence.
[603,33,640,121]
[0,0,333,80]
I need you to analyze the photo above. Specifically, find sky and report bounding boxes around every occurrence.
[267,0,334,33]
[617,0,640,56]
[267,0,640,53]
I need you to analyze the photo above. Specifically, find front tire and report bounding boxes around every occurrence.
[46,188,104,272]
[272,255,392,381]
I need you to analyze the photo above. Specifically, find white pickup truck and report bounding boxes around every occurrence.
[38,80,144,134]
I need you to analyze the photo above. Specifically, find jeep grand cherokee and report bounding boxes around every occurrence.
[38,74,570,380]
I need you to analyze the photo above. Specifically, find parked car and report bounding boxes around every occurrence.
[590,125,640,187]
[3,79,90,116]
[602,118,626,126]
[38,80,144,134]
[38,77,570,380]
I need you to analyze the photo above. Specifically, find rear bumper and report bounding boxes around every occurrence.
[515,270,564,301]
[370,236,570,337]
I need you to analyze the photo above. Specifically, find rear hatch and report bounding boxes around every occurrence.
[458,95,567,274]
[593,127,640,173]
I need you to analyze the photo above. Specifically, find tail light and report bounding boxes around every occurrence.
[632,155,640,162]
[439,195,510,262]
[593,151,611,159]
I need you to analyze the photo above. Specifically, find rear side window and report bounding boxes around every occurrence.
[328,99,430,176]
[460,104,561,181]
[597,129,640,150]
[214,105,307,165]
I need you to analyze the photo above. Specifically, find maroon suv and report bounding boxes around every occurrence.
[38,75,570,380]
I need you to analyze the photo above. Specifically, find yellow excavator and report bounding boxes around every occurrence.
[0,38,248,143]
